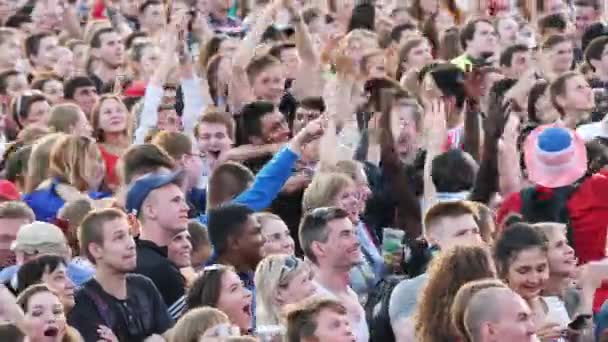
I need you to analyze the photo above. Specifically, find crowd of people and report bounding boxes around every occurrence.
[2,0,608,341]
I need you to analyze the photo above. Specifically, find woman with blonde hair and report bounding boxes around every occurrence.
[23,135,107,221]
[24,133,66,194]
[254,254,315,328]
[414,245,497,342]
[257,212,295,256]
[90,94,133,189]
[168,307,239,341]
[48,103,92,137]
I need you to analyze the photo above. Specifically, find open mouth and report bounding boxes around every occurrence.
[44,327,59,337]
[242,303,251,316]
[208,150,221,159]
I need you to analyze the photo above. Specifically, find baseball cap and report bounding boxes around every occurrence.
[0,180,20,201]
[10,222,67,253]
[125,171,185,216]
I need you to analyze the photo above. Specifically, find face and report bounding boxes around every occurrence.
[120,0,140,16]
[147,184,190,232]
[183,144,204,188]
[139,45,161,77]
[393,103,419,156]
[0,35,21,67]
[53,48,75,79]
[140,3,166,31]
[95,31,125,68]
[260,110,290,144]
[72,86,99,115]
[261,218,295,256]
[320,217,361,268]
[216,270,253,331]
[365,54,386,78]
[404,41,432,72]
[41,80,64,105]
[25,100,51,127]
[334,185,359,223]
[547,41,573,74]
[312,308,356,342]
[487,291,537,342]
[73,110,93,137]
[293,106,321,134]
[168,230,193,268]
[41,263,75,311]
[430,214,482,250]
[252,64,285,104]
[72,43,88,71]
[420,0,439,15]
[157,109,180,132]
[560,75,594,113]
[278,267,315,305]
[468,21,497,56]
[23,291,67,342]
[95,217,137,272]
[280,48,300,77]
[498,17,518,46]
[574,5,597,38]
[0,217,31,264]
[506,247,549,300]
[32,36,59,70]
[545,228,576,277]
[197,122,233,158]
[5,73,28,97]
[97,98,128,133]
[507,50,532,78]
[211,0,231,14]
[234,215,265,266]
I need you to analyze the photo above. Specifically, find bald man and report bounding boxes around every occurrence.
[464,287,539,342]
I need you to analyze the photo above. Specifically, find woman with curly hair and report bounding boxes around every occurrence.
[414,245,497,342]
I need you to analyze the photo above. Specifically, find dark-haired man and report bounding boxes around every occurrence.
[89,27,125,92]
[207,203,262,291]
[64,76,99,116]
[299,207,369,342]
[452,18,498,70]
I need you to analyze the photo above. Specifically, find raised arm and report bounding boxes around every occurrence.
[133,25,178,144]
[229,1,278,110]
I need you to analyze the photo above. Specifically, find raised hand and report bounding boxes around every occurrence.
[423,99,448,153]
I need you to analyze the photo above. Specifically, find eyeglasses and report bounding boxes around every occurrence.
[278,255,300,281]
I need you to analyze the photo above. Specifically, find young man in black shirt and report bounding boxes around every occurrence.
[126,171,190,320]
[68,208,172,342]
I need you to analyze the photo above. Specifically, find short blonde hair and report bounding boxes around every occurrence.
[302,172,353,211]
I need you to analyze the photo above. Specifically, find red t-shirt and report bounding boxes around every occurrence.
[99,146,119,189]
[497,170,608,311]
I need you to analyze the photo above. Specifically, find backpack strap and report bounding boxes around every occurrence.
[82,284,115,329]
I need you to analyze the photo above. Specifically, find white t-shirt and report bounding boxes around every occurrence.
[576,122,608,141]
[314,281,370,342]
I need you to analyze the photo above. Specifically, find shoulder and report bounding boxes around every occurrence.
[389,274,429,322]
